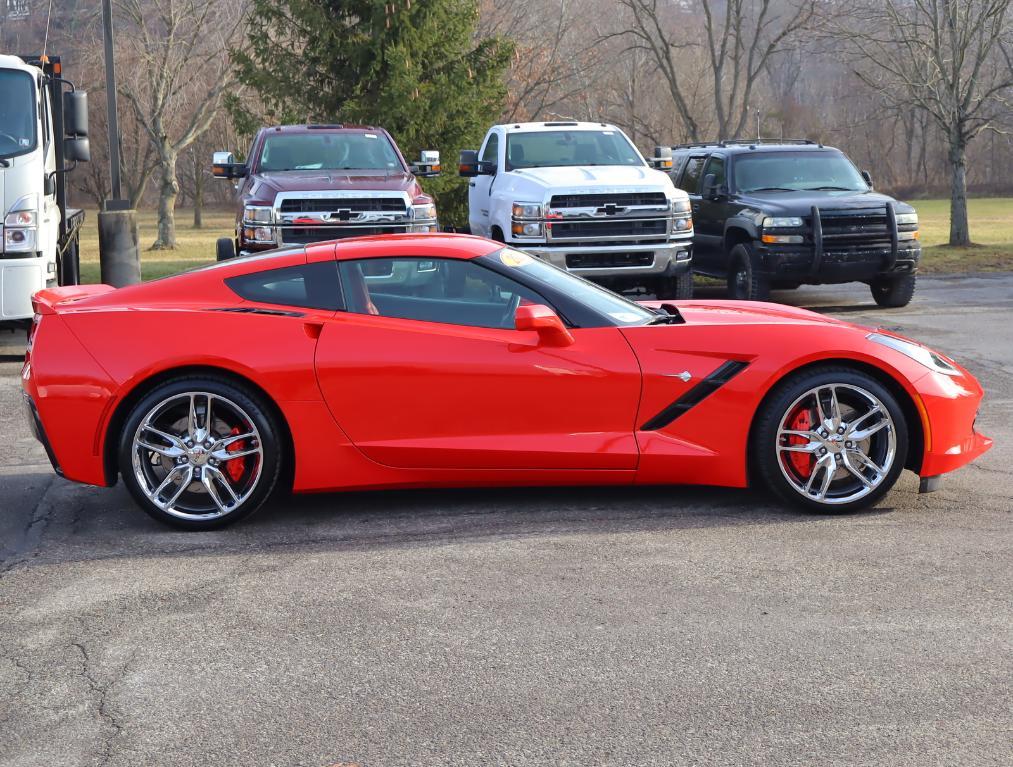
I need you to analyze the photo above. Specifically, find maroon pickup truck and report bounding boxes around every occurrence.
[212,124,440,259]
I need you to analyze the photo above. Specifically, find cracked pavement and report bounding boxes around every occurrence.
[1,275,1011,766]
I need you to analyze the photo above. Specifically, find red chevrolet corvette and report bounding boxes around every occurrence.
[22,234,990,529]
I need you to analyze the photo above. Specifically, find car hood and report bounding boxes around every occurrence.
[506,164,676,195]
[638,299,852,329]
[248,170,420,201]
[736,189,915,216]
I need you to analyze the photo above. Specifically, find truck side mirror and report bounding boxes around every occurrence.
[459,149,480,177]
[62,91,89,137]
[862,170,873,189]
[515,304,574,347]
[64,137,91,162]
[411,150,441,178]
[701,173,723,200]
[649,145,673,171]
[212,151,246,180]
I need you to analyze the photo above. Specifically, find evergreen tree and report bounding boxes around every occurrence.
[232,0,513,227]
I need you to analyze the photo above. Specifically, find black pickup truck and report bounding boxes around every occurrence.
[670,140,920,307]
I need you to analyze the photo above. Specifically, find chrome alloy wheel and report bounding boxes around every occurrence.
[131,392,264,521]
[775,383,897,506]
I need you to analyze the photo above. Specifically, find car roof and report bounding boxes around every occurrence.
[672,142,841,155]
[323,233,502,261]
[493,121,621,134]
[260,124,387,135]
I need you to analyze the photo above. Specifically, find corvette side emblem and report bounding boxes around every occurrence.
[665,371,692,382]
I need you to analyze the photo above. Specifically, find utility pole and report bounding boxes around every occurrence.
[98,0,141,286]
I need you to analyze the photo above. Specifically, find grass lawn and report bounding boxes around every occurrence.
[76,199,1012,283]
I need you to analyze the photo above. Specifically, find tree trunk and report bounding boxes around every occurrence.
[947,137,970,247]
[193,150,204,229]
[152,150,179,250]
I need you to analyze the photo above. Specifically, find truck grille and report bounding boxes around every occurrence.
[549,218,668,240]
[565,252,654,269]
[549,192,668,209]
[279,198,407,214]
[280,225,408,244]
[816,209,892,246]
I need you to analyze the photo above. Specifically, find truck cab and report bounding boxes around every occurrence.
[460,121,694,299]
[0,54,88,325]
[212,124,440,259]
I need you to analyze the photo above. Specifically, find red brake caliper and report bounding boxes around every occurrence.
[224,426,246,482]
[788,407,814,478]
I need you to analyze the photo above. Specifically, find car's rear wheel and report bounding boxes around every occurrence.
[753,367,908,513]
[119,377,282,529]
[727,243,770,301]
[870,273,916,308]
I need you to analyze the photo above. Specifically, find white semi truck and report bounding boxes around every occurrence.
[459,121,694,298]
[0,54,89,327]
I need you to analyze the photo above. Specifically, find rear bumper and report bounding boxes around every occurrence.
[758,242,920,283]
[517,239,693,279]
[22,391,64,476]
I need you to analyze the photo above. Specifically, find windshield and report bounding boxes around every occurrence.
[733,151,869,193]
[0,70,37,159]
[258,132,403,172]
[505,129,644,171]
[488,248,655,326]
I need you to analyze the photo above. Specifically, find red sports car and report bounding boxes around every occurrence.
[22,234,991,529]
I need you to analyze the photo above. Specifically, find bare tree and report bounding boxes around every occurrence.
[614,0,817,141]
[115,0,243,249]
[843,0,1013,245]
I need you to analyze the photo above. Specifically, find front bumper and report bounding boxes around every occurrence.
[516,238,693,279]
[1,256,47,322]
[913,367,992,479]
[759,242,920,283]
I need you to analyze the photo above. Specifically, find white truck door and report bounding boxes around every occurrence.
[40,77,59,278]
[468,131,499,238]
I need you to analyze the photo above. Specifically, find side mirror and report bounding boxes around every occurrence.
[861,170,873,189]
[64,136,90,162]
[212,151,246,180]
[43,173,56,196]
[649,145,673,171]
[62,91,89,137]
[515,304,574,347]
[411,149,441,178]
[459,149,480,177]
[701,172,724,200]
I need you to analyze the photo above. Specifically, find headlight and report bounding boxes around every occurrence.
[242,226,274,243]
[895,212,918,226]
[763,216,803,228]
[511,221,543,237]
[512,202,543,219]
[4,210,36,227]
[4,226,37,252]
[867,332,959,376]
[411,202,437,220]
[242,205,273,224]
[671,198,691,214]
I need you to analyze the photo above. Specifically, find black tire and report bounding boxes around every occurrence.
[727,243,770,301]
[118,375,283,530]
[216,237,237,262]
[870,273,916,308]
[656,271,694,300]
[752,365,908,514]
[490,227,506,243]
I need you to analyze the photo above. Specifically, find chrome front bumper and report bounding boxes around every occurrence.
[515,238,693,278]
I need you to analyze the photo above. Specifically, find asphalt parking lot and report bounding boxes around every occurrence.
[1,274,1011,767]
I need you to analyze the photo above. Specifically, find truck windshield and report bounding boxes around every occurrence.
[505,130,644,171]
[0,70,37,159]
[258,132,403,172]
[734,151,869,193]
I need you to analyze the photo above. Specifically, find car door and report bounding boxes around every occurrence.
[679,154,718,273]
[467,131,499,237]
[694,154,730,271]
[314,255,643,470]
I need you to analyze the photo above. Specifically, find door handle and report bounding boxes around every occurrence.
[303,321,323,340]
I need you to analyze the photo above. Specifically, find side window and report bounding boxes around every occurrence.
[226,261,342,311]
[703,155,726,187]
[678,155,707,194]
[338,257,546,330]
[39,78,50,150]
[480,132,499,167]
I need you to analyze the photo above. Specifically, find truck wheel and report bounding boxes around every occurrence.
[870,274,916,308]
[216,237,237,262]
[727,243,770,301]
[657,272,694,300]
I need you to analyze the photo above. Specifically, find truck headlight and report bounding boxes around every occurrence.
[895,212,918,225]
[4,226,37,252]
[763,216,803,228]
[411,202,437,221]
[5,210,37,227]
[4,198,38,253]
[671,198,691,214]
[512,221,543,237]
[512,202,543,219]
[242,205,273,224]
[867,332,959,376]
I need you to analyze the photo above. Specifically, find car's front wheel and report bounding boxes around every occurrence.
[119,377,282,529]
[727,243,770,301]
[753,366,908,513]
[870,273,916,308]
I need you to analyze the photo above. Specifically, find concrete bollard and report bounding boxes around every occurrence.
[98,208,141,287]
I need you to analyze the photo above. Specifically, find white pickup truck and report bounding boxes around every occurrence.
[459,121,694,298]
